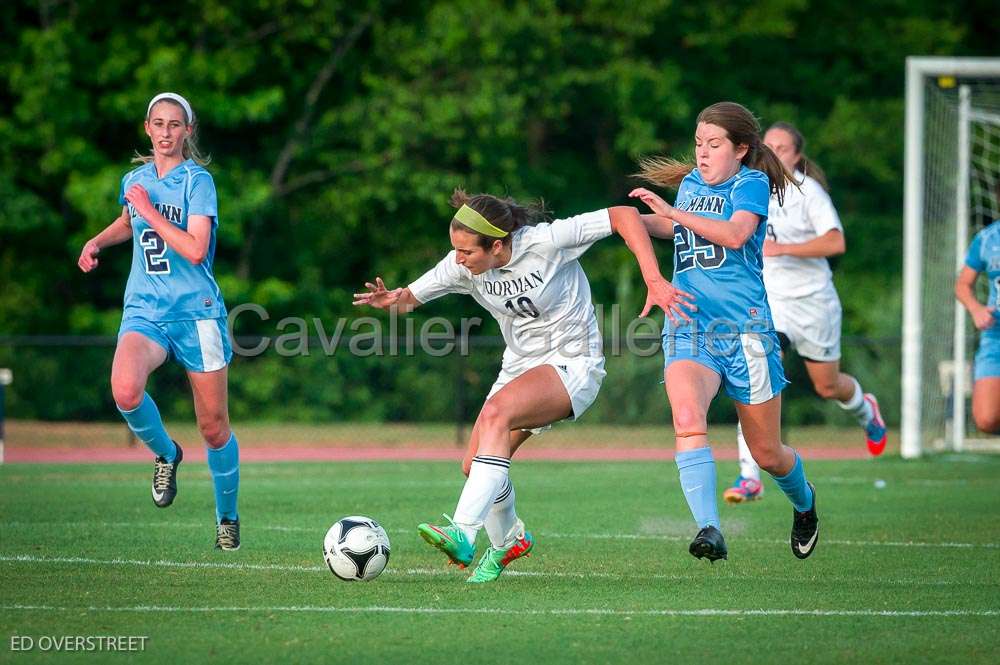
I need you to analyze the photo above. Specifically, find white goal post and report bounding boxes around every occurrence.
[903,57,1000,458]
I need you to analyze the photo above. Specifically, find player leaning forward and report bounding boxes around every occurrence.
[77,93,240,550]
[353,190,692,582]
[630,101,820,562]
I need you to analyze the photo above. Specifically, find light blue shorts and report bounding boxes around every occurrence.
[663,330,789,405]
[119,315,232,373]
[974,336,1000,381]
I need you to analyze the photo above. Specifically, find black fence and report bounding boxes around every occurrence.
[0,333,902,443]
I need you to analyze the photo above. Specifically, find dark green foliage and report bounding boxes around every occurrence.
[1,1,995,424]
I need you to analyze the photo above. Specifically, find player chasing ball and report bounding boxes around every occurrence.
[77,93,241,550]
[354,189,692,582]
[630,101,820,562]
[724,121,887,505]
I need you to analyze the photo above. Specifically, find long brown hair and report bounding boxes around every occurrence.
[449,188,549,248]
[132,98,210,166]
[638,102,793,206]
[768,121,828,191]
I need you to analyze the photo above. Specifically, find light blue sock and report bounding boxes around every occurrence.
[770,452,814,512]
[675,447,720,529]
[206,433,239,523]
[118,393,176,462]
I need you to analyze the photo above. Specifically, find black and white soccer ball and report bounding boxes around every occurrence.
[323,516,391,581]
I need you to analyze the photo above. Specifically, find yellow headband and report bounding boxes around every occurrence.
[453,204,508,238]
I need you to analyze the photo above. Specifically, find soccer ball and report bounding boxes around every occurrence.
[323,516,391,581]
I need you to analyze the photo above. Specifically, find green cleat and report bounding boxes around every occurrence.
[417,515,475,568]
[467,531,534,584]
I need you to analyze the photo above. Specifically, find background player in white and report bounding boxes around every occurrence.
[955,185,1000,434]
[77,93,241,550]
[630,102,820,562]
[353,189,691,582]
[724,122,888,504]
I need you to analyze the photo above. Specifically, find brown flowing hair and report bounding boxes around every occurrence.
[449,188,549,248]
[132,98,210,166]
[768,121,828,191]
[638,101,794,206]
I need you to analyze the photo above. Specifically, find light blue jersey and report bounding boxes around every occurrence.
[965,220,1000,341]
[661,165,787,405]
[119,159,226,321]
[667,165,772,335]
[965,220,1000,379]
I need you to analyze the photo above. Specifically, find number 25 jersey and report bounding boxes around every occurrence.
[118,160,227,322]
[408,209,612,368]
[668,166,772,335]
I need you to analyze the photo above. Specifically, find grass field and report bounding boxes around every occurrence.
[2,455,999,663]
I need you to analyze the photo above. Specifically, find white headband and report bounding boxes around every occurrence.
[147,92,194,123]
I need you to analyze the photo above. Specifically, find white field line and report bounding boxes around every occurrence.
[2,521,998,550]
[1,603,997,618]
[0,554,612,579]
[0,554,983,587]
[0,473,976,488]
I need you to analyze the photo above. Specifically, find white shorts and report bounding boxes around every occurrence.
[769,284,842,363]
[486,355,606,434]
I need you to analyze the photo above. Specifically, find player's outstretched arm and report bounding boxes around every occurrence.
[955,266,996,331]
[608,206,696,325]
[638,213,676,239]
[629,187,758,250]
[78,206,133,273]
[353,277,421,313]
[764,229,845,258]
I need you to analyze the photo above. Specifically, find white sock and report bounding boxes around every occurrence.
[736,422,760,482]
[837,377,873,426]
[453,456,510,544]
[484,478,520,548]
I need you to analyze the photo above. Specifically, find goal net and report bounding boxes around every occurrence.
[903,57,1000,457]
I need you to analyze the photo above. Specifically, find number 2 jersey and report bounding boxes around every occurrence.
[668,165,772,336]
[965,219,1000,341]
[408,209,612,370]
[118,159,227,321]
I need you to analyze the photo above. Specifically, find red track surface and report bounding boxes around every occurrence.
[4,445,875,464]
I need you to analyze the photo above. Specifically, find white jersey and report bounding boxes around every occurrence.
[408,209,612,371]
[762,171,843,298]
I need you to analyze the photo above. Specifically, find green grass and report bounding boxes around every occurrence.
[2,456,999,663]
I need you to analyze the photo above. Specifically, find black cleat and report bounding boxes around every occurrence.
[151,442,183,508]
[689,525,728,562]
[791,482,819,559]
[215,518,241,551]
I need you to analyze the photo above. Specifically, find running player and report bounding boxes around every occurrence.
[955,197,1000,434]
[724,121,887,504]
[353,189,691,582]
[630,101,820,562]
[77,93,240,550]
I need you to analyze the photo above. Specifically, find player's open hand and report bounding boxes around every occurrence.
[641,276,696,324]
[124,184,154,218]
[78,240,101,272]
[629,187,675,218]
[973,305,996,331]
[353,277,402,310]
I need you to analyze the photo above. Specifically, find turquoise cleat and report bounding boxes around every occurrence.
[417,515,475,568]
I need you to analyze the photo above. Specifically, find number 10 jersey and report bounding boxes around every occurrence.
[408,209,612,371]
